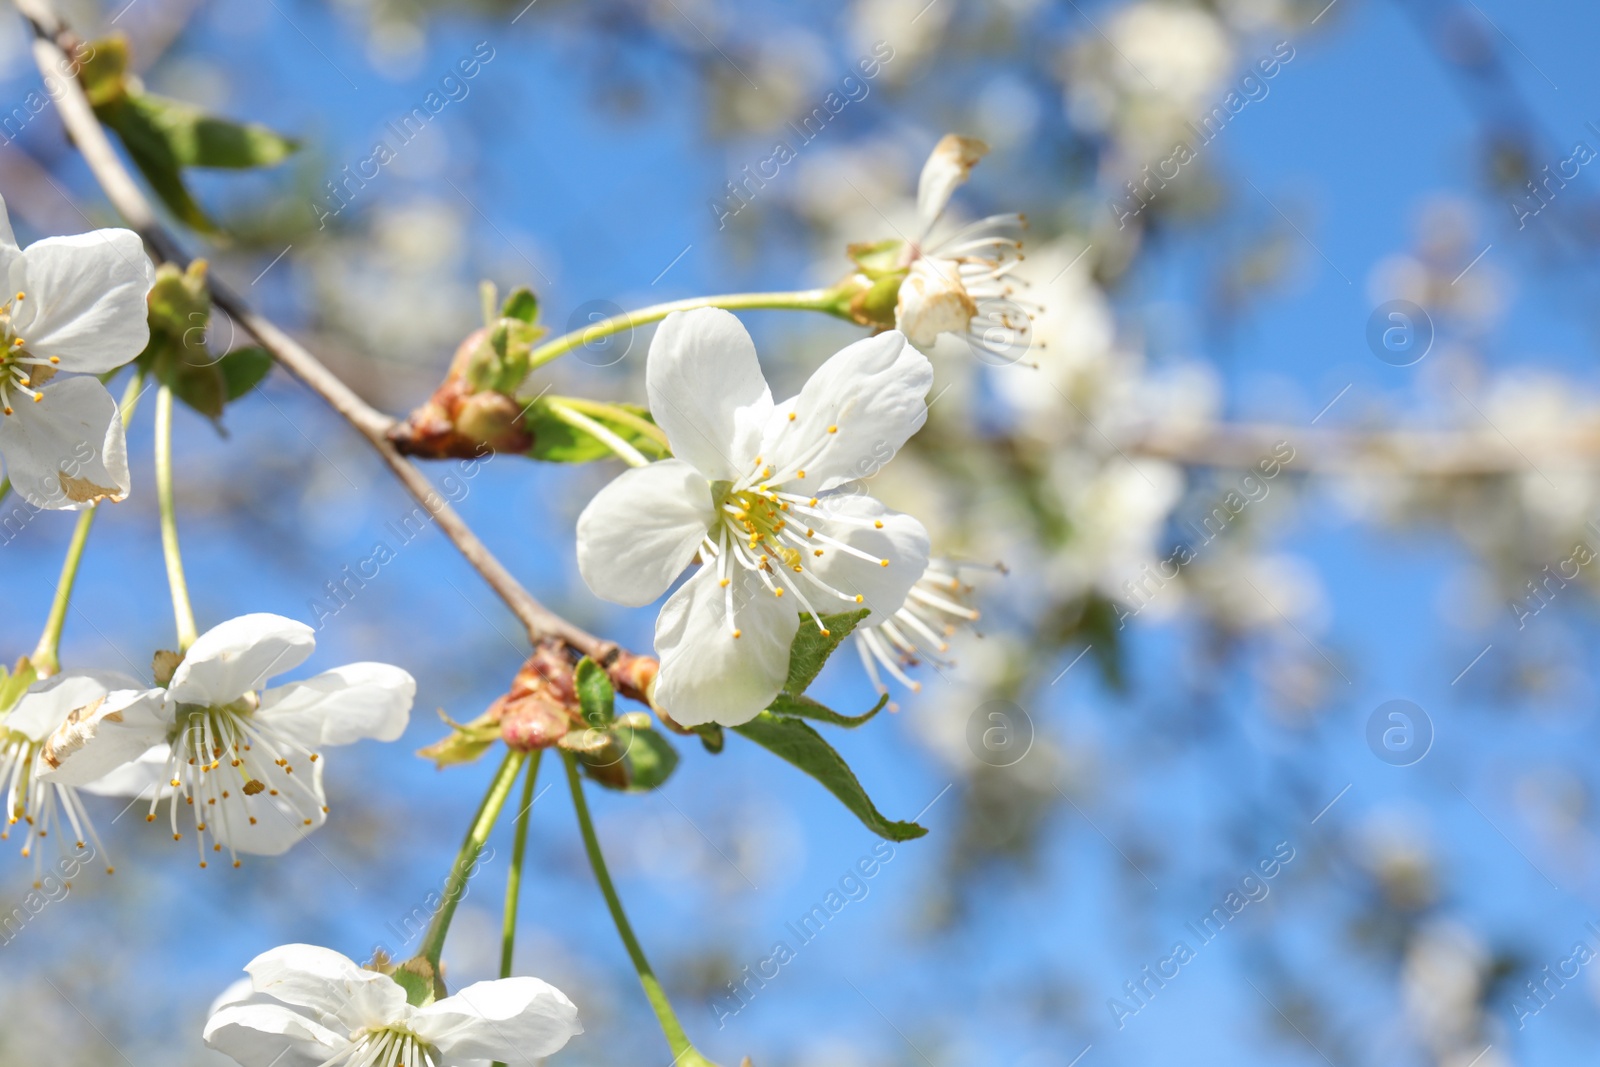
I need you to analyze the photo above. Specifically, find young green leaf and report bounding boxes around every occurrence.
[784,608,871,696]
[500,287,540,324]
[578,722,680,793]
[767,691,888,728]
[732,712,927,841]
[574,657,615,728]
[523,398,671,464]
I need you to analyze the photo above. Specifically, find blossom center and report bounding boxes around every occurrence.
[151,700,325,868]
[0,291,55,417]
[700,460,889,641]
[334,1026,438,1067]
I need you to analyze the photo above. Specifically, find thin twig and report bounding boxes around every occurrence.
[12,0,624,662]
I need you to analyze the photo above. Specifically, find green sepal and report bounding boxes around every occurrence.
[0,658,39,714]
[784,608,870,696]
[768,691,887,728]
[389,958,436,1007]
[574,657,615,729]
[578,720,679,793]
[522,398,671,464]
[847,238,907,277]
[695,723,725,754]
[219,347,274,401]
[732,711,926,841]
[417,709,501,769]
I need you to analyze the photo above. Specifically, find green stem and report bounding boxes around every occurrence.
[564,752,717,1067]
[546,400,650,468]
[154,384,198,651]
[487,752,543,1067]
[499,750,542,978]
[32,371,148,676]
[418,748,528,974]
[527,289,845,370]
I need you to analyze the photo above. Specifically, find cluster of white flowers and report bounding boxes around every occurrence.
[0,615,416,875]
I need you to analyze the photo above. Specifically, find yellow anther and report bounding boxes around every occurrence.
[814,549,824,556]
[854,595,864,603]
[787,412,796,421]
[797,470,806,479]
[775,588,785,597]
[827,425,838,434]
[47,356,57,364]
[879,559,890,567]
[732,629,742,638]
[874,520,884,529]
[720,578,730,587]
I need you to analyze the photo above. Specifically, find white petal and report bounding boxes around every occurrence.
[0,375,130,509]
[916,134,988,237]
[576,459,715,607]
[646,308,772,481]
[4,670,141,742]
[895,258,977,347]
[806,492,931,617]
[75,743,174,798]
[13,230,154,373]
[214,759,328,856]
[244,944,404,1031]
[169,614,316,706]
[653,565,797,727]
[204,1002,347,1067]
[36,688,169,787]
[413,977,583,1064]
[258,663,415,748]
[761,330,932,492]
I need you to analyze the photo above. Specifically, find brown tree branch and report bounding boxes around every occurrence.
[11,0,644,681]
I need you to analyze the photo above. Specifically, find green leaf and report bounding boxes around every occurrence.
[768,691,887,728]
[126,93,298,170]
[732,712,927,841]
[523,398,671,464]
[500,287,540,324]
[219,347,274,401]
[84,35,297,234]
[574,657,615,728]
[100,97,217,232]
[784,608,871,696]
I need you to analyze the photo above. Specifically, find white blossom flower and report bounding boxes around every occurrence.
[0,670,147,879]
[38,614,414,866]
[0,196,155,508]
[855,559,987,706]
[894,134,1030,361]
[576,308,932,727]
[204,943,582,1067]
